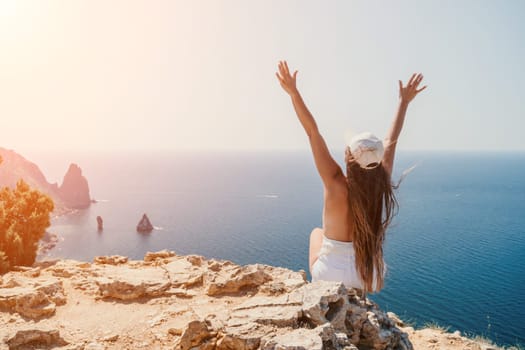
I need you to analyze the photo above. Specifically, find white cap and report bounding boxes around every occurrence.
[347,132,384,169]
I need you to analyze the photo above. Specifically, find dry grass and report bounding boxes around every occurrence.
[423,321,451,333]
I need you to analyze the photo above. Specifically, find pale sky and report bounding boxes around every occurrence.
[1,0,524,153]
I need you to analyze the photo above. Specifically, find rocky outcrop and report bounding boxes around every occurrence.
[58,164,91,209]
[0,148,92,213]
[0,253,504,350]
[6,328,68,349]
[93,255,128,265]
[144,250,176,262]
[94,264,171,300]
[136,213,154,233]
[0,275,66,319]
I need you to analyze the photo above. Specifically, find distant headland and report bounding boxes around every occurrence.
[0,148,92,214]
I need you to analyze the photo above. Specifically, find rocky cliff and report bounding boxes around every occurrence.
[0,148,91,212]
[0,252,502,350]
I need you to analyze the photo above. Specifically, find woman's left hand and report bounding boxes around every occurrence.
[276,60,298,96]
[399,73,427,104]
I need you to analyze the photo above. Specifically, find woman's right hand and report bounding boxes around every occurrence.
[276,60,298,96]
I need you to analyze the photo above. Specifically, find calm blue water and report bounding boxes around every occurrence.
[39,151,525,347]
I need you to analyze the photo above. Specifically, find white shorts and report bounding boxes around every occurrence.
[311,234,382,291]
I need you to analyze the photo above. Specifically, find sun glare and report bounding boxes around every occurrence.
[0,0,19,20]
[0,0,29,42]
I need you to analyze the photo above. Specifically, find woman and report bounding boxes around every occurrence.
[276,61,426,293]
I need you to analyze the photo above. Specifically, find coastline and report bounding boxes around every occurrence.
[35,151,525,346]
[37,207,84,260]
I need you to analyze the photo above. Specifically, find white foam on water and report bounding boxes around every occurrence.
[256,194,279,199]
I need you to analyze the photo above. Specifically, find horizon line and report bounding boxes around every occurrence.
[4,146,525,155]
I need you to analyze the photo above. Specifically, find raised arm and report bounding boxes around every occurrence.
[382,73,427,175]
[276,61,343,187]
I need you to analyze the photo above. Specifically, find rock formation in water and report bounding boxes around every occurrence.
[137,214,154,233]
[0,148,92,213]
[97,216,104,232]
[57,164,91,209]
[0,252,503,350]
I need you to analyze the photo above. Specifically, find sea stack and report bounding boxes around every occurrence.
[96,216,103,231]
[58,164,91,209]
[136,214,154,233]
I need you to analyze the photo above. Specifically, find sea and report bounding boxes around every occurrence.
[33,150,524,347]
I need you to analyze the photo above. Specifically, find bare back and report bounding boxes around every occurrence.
[322,176,354,242]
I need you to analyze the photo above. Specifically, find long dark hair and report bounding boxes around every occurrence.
[345,148,398,292]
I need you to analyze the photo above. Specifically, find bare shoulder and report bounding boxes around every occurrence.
[324,173,348,198]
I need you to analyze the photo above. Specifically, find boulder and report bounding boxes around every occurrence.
[0,277,66,319]
[144,250,176,262]
[215,323,261,350]
[94,265,171,300]
[179,320,215,350]
[6,329,68,349]
[261,327,324,350]
[206,264,273,296]
[93,255,128,265]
